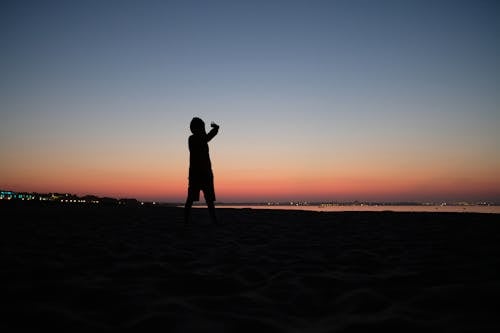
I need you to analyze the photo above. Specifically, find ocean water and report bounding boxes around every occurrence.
[205,205,500,214]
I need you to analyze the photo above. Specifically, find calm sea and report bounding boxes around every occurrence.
[203,205,500,214]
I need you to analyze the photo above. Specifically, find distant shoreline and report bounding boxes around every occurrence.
[203,204,500,214]
[2,199,498,214]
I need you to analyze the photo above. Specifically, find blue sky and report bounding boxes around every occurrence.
[1,0,499,201]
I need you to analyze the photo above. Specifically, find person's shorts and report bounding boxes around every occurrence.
[187,177,216,202]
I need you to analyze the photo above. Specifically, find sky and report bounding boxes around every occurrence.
[1,0,499,202]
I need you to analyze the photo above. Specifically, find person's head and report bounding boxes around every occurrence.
[190,117,205,135]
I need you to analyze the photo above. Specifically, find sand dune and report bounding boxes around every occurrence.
[3,203,500,332]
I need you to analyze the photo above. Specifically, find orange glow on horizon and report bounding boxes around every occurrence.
[2,176,499,202]
[1,156,499,202]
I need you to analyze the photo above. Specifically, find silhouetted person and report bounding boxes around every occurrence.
[184,117,219,224]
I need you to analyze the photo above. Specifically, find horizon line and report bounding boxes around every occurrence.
[1,189,499,206]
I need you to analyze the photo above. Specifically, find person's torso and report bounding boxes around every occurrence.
[189,135,212,174]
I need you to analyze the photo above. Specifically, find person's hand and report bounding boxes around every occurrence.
[211,122,219,129]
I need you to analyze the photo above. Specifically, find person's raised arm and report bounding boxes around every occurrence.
[207,122,219,142]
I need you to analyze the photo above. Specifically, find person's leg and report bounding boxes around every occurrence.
[203,177,217,224]
[185,185,200,224]
[206,200,218,224]
[184,197,193,224]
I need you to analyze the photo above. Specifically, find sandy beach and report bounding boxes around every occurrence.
[3,202,500,332]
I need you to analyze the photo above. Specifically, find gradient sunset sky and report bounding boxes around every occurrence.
[1,0,499,202]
